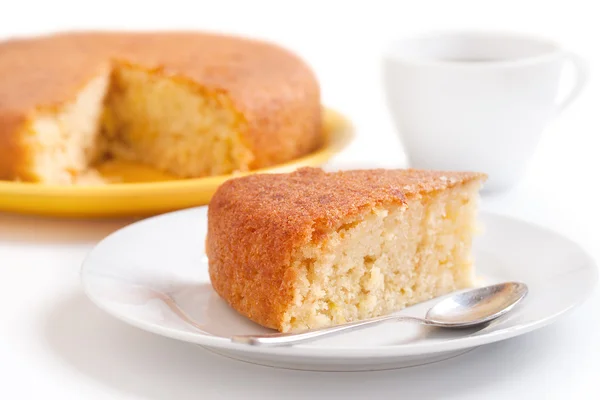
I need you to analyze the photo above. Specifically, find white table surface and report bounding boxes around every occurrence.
[1,1,599,399]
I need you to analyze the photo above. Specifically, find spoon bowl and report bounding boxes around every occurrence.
[231,282,528,347]
[425,282,528,327]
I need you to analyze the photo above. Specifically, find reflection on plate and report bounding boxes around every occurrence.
[0,107,353,218]
[81,206,597,371]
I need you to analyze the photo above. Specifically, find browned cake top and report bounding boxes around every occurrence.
[0,30,317,113]
[210,167,485,242]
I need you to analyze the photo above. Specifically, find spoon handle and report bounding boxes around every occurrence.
[231,315,431,347]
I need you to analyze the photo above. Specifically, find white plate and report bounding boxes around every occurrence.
[81,207,598,371]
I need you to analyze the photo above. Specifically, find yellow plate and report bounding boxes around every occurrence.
[0,107,354,218]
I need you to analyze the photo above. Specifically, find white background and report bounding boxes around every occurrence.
[1,1,598,399]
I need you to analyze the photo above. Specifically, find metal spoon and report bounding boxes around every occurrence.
[231,281,528,347]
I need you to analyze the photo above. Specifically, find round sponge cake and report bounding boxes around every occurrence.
[0,31,322,183]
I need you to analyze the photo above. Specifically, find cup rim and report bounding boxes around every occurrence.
[382,30,564,68]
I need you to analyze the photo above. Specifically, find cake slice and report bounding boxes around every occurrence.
[207,167,486,332]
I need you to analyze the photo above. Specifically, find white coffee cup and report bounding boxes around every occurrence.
[382,31,588,192]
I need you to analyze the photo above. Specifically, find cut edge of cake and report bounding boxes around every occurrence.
[17,61,255,184]
[100,61,255,178]
[20,68,111,184]
[280,176,484,332]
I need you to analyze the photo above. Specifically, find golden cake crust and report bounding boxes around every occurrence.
[0,31,322,180]
[206,167,486,330]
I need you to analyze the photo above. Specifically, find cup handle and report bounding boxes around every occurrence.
[556,51,589,114]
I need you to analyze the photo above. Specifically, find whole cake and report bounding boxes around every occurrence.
[207,167,486,333]
[0,31,322,184]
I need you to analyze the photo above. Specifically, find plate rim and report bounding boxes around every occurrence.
[80,207,599,359]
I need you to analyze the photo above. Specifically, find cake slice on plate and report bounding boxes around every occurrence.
[207,167,486,333]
